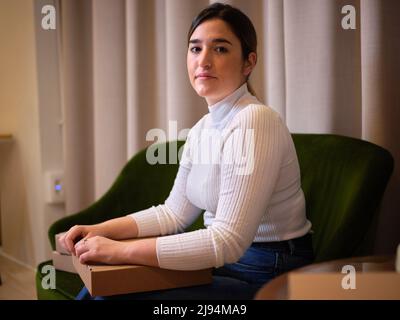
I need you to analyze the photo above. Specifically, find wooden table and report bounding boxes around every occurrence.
[255,255,398,300]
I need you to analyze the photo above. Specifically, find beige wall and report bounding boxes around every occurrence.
[0,0,64,267]
[0,0,41,266]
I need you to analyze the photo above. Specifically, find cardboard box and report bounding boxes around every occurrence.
[288,272,400,300]
[52,251,77,274]
[55,232,70,255]
[72,255,213,296]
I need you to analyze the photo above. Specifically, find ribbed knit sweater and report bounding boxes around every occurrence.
[130,83,311,270]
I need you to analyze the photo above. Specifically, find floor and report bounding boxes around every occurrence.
[0,251,37,300]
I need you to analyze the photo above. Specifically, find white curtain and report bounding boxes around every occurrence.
[60,0,400,253]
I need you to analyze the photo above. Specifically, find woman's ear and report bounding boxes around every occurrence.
[243,52,257,77]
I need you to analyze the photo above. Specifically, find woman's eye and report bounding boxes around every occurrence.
[215,46,228,53]
[190,47,201,54]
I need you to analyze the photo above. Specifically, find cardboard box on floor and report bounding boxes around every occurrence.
[72,240,213,297]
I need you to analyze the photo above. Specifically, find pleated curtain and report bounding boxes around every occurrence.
[60,0,400,253]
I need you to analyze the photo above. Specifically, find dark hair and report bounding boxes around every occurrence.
[188,3,258,96]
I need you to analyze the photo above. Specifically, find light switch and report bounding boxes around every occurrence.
[45,171,65,204]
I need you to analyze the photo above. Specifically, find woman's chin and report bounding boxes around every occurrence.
[195,87,216,99]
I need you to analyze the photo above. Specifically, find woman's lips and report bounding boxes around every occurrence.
[195,74,217,80]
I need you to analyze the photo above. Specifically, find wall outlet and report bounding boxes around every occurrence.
[45,171,65,204]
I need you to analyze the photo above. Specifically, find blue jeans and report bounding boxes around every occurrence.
[76,233,314,300]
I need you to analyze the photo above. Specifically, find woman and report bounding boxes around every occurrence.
[61,2,314,300]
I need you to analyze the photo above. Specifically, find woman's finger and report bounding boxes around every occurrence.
[58,233,66,250]
[79,249,95,264]
[65,226,84,255]
[75,238,89,257]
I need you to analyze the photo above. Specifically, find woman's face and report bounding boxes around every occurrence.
[187,18,255,105]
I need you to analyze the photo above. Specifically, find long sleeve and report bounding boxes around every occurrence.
[129,131,203,237]
[156,105,287,270]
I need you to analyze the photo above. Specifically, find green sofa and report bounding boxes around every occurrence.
[36,134,394,299]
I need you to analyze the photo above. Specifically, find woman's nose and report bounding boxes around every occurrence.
[198,49,212,69]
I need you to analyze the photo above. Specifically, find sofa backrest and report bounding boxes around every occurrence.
[292,134,393,261]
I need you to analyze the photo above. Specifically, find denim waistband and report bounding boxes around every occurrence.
[251,233,313,253]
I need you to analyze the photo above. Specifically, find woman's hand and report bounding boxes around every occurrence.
[74,236,132,265]
[59,224,105,255]
[59,217,139,255]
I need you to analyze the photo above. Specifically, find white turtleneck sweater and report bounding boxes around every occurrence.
[129,84,311,271]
